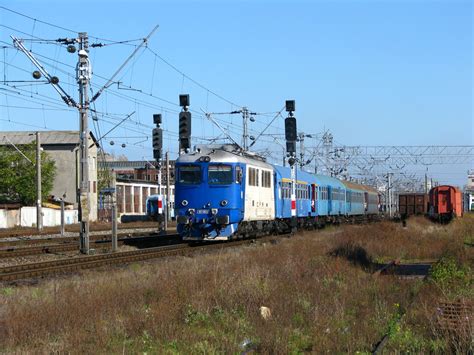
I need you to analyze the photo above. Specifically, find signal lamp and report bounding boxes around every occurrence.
[179,94,190,107]
[285,100,295,112]
[153,114,162,125]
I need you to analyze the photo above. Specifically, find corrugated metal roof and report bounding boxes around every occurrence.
[100,161,159,169]
[0,131,98,146]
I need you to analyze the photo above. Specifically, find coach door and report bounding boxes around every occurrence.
[327,186,332,214]
[311,184,316,213]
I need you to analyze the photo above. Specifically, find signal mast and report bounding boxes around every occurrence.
[284,100,297,233]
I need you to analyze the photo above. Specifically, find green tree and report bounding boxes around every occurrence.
[0,142,56,205]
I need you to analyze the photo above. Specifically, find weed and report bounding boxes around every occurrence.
[430,256,471,296]
[2,217,472,352]
[0,287,14,296]
[389,325,427,352]
[288,328,313,353]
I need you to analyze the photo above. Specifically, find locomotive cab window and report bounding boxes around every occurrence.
[178,165,201,184]
[236,166,243,184]
[208,165,233,185]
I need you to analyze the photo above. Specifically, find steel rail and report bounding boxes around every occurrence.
[0,231,178,248]
[0,235,282,282]
[0,234,181,258]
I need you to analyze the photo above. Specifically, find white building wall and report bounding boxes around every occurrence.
[0,207,79,228]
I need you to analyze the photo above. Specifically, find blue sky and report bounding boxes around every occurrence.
[0,0,472,185]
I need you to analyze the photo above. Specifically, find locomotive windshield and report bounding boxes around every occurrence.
[178,164,201,184]
[208,165,233,185]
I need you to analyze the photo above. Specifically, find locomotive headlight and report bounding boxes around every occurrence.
[211,208,218,215]
[181,200,188,206]
[188,208,195,215]
[198,156,211,162]
[220,200,228,207]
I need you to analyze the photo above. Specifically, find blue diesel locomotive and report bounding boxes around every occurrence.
[175,144,380,241]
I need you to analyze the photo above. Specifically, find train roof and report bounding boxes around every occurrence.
[176,145,273,170]
[273,165,346,188]
[341,180,379,194]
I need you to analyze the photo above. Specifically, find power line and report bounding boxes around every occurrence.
[147,47,241,108]
[0,6,77,34]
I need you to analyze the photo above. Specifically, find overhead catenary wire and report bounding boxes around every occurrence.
[0,7,287,160]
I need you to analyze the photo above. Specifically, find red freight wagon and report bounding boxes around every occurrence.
[428,185,463,222]
[399,193,428,217]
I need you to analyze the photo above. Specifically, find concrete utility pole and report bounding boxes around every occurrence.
[36,132,42,231]
[111,171,118,252]
[424,172,428,194]
[12,34,91,253]
[77,32,91,254]
[387,172,393,218]
[60,199,65,236]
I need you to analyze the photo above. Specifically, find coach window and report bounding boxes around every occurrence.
[178,164,201,184]
[208,165,233,185]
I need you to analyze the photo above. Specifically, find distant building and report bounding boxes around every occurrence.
[99,160,175,185]
[99,160,176,219]
[466,170,474,191]
[0,131,99,221]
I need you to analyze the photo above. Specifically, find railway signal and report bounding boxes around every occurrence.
[285,100,298,232]
[285,100,297,154]
[152,113,165,232]
[152,114,163,161]
[179,94,191,153]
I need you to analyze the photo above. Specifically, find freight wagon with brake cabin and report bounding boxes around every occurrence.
[428,185,463,222]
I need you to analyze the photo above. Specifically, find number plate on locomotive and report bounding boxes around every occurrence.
[197,209,209,214]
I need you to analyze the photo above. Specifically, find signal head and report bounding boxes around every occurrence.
[285,100,295,113]
[179,94,190,108]
[153,114,162,126]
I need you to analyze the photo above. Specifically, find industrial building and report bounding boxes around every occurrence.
[0,130,99,221]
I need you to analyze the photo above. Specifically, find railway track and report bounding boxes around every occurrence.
[0,235,282,282]
[0,229,177,248]
[0,234,182,258]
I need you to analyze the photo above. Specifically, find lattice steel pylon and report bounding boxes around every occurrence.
[299,131,474,212]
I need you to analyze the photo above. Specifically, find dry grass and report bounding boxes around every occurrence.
[328,215,472,262]
[0,215,472,353]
